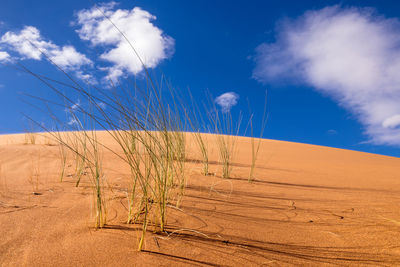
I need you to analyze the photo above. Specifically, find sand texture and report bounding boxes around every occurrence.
[0,132,400,266]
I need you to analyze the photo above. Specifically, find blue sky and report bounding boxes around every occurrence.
[1,0,400,157]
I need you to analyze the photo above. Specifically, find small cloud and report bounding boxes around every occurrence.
[75,70,97,84]
[71,102,80,111]
[0,26,92,70]
[253,6,400,146]
[67,117,78,126]
[215,92,239,113]
[74,3,175,81]
[65,100,80,112]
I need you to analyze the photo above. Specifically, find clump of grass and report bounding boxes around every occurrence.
[56,132,68,182]
[211,109,242,179]
[87,129,107,228]
[74,77,190,249]
[193,131,209,175]
[73,130,88,187]
[198,133,209,175]
[29,152,41,194]
[188,92,210,176]
[24,121,37,145]
[0,161,5,194]
[43,134,54,146]
[24,132,36,145]
[63,112,89,187]
[54,117,107,228]
[247,92,268,181]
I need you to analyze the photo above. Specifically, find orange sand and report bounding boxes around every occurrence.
[0,132,400,266]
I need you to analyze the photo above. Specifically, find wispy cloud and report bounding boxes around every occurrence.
[74,2,175,81]
[215,92,239,113]
[64,99,81,113]
[253,6,400,146]
[0,26,92,71]
[67,117,78,126]
[75,70,97,85]
[0,51,10,62]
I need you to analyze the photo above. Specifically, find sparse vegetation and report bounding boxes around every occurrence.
[18,6,260,251]
[23,70,263,250]
[188,92,210,176]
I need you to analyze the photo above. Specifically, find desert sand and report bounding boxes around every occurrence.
[0,132,400,266]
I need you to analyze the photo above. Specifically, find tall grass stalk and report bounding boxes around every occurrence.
[248,92,268,181]
[29,153,41,193]
[87,129,107,228]
[55,131,68,182]
[211,110,242,179]
[188,91,210,176]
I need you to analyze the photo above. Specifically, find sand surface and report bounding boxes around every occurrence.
[0,132,400,266]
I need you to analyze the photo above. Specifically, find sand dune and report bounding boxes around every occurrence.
[0,132,400,266]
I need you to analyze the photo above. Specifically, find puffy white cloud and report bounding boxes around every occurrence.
[74,3,175,80]
[0,26,92,70]
[1,26,50,60]
[253,6,400,146]
[215,92,239,113]
[49,45,92,70]
[0,51,10,62]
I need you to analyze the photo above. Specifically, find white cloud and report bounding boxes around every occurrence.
[0,51,10,62]
[74,3,175,80]
[215,92,239,113]
[0,26,92,70]
[49,45,91,70]
[67,117,78,126]
[253,6,400,146]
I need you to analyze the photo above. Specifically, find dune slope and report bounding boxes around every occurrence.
[0,132,400,266]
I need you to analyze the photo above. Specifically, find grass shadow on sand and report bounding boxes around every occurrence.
[147,230,400,266]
